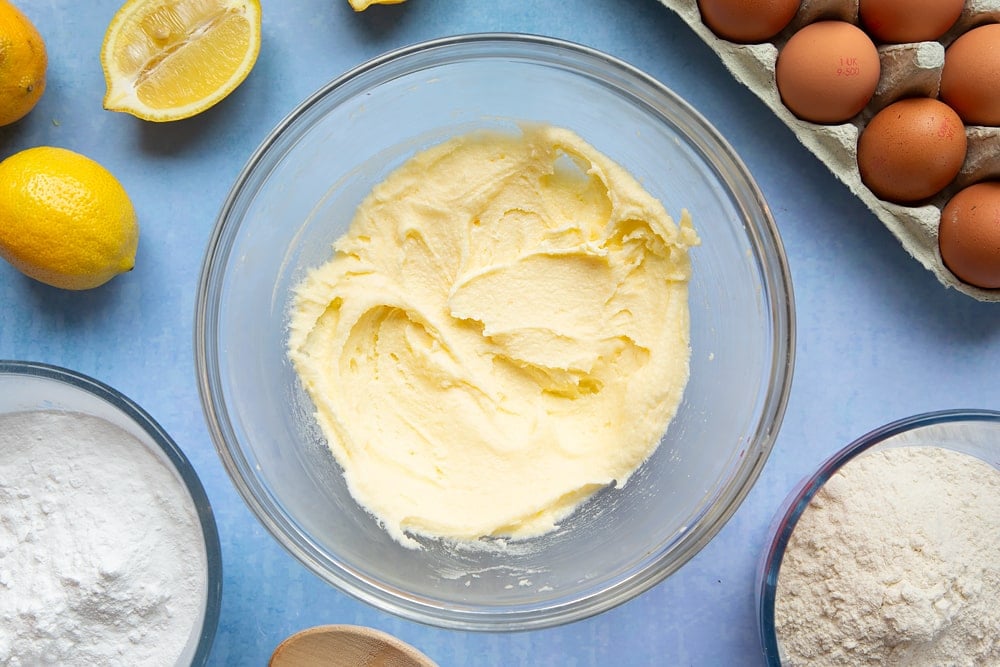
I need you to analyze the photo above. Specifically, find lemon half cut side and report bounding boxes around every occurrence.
[101,0,261,122]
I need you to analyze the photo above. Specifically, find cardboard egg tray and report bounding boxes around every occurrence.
[657,0,1000,301]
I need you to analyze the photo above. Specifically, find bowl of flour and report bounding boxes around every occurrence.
[0,360,221,666]
[757,410,1000,667]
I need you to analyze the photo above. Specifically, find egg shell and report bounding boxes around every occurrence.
[776,21,880,124]
[939,181,1000,289]
[697,0,801,43]
[858,0,964,44]
[857,98,967,204]
[940,23,1000,127]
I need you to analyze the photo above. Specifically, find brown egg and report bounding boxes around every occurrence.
[940,24,1000,127]
[776,21,880,124]
[697,0,800,43]
[939,182,1000,289]
[856,98,967,204]
[859,0,964,43]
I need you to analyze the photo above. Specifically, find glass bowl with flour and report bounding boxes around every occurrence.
[758,410,1000,666]
[0,361,221,666]
[196,33,794,630]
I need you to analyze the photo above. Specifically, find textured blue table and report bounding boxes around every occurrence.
[3,1,999,665]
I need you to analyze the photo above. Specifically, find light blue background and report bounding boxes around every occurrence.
[3,1,998,665]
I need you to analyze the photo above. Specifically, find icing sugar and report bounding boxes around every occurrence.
[0,410,207,666]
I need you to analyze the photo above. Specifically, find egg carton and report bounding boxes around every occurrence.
[657,0,1000,302]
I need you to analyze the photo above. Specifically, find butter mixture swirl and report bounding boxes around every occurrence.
[288,125,699,545]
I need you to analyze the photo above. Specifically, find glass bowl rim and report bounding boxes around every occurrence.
[0,358,223,665]
[756,408,1000,665]
[195,31,795,630]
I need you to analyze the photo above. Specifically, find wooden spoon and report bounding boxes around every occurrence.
[269,624,438,667]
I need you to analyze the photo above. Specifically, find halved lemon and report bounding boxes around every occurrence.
[101,0,261,122]
[348,0,406,10]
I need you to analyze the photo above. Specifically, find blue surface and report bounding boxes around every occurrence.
[3,1,999,665]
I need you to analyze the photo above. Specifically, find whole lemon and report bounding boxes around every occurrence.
[0,147,139,290]
[0,0,47,126]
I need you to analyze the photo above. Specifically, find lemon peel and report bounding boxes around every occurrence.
[0,147,139,291]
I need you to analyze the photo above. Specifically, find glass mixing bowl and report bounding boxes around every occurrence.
[757,410,1000,664]
[0,360,222,665]
[196,33,794,630]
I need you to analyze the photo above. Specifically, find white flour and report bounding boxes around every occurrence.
[775,446,1000,666]
[0,410,208,666]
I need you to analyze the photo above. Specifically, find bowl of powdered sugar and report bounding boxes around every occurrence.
[757,409,1000,667]
[0,360,221,666]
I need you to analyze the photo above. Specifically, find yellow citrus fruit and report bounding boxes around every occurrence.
[349,0,406,11]
[0,0,47,127]
[101,0,261,122]
[0,147,139,290]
